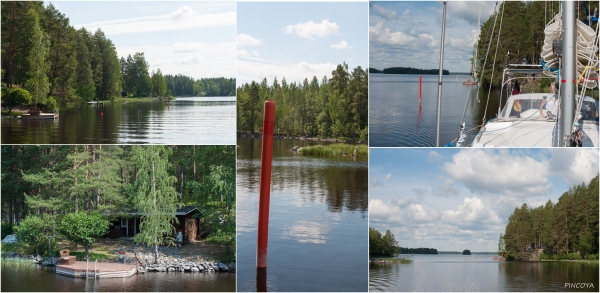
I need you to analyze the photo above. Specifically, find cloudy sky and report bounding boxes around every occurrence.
[47,1,236,79]
[369,1,497,73]
[237,2,368,85]
[369,148,599,252]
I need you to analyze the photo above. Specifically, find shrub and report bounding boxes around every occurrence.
[1,87,32,115]
[58,212,109,259]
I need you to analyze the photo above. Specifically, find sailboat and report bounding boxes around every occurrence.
[470,2,599,147]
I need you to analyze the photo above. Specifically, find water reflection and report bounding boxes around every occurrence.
[1,262,235,292]
[369,254,599,292]
[369,74,503,147]
[237,138,368,292]
[1,97,235,144]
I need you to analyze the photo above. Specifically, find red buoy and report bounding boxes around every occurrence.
[257,100,275,269]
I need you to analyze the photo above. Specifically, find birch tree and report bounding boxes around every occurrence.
[131,145,180,264]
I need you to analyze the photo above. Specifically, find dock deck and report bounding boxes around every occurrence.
[56,261,137,278]
[18,113,58,120]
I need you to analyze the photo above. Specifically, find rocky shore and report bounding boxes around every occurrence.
[1,235,235,274]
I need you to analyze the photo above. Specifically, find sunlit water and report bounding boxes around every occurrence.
[1,97,235,144]
[369,74,503,147]
[1,262,235,292]
[369,254,599,292]
[236,138,368,292]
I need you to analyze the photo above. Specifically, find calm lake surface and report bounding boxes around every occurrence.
[1,262,235,292]
[1,97,235,144]
[369,254,599,292]
[236,138,368,292]
[369,74,504,147]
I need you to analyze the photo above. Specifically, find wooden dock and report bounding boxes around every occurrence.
[56,261,137,278]
[18,113,58,120]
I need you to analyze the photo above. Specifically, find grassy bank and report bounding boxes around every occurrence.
[298,143,368,157]
[370,257,412,264]
[111,96,174,103]
[1,109,25,117]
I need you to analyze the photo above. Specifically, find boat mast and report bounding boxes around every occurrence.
[559,1,576,146]
[436,1,447,147]
[474,2,481,81]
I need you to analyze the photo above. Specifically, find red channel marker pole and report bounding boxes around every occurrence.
[257,100,275,269]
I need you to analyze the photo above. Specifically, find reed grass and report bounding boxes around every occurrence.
[298,144,368,157]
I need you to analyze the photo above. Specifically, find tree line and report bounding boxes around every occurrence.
[499,174,599,261]
[369,227,398,257]
[379,67,450,75]
[164,75,236,97]
[474,1,598,86]
[1,145,236,262]
[237,63,368,141]
[399,247,438,254]
[1,2,234,112]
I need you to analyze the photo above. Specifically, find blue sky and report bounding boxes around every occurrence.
[369,148,599,252]
[46,1,236,79]
[370,1,496,73]
[237,2,368,85]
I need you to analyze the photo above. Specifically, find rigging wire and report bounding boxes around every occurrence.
[482,1,506,125]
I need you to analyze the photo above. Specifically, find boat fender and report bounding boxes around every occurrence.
[443,142,454,147]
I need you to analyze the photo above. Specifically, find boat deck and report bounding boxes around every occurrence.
[56,261,137,278]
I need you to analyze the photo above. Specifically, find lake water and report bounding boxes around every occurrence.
[369,254,599,292]
[369,74,504,147]
[1,97,235,144]
[236,138,368,292]
[1,262,235,292]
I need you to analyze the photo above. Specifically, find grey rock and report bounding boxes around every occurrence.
[191,267,199,272]
[183,265,190,271]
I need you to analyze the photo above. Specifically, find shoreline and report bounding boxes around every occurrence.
[237,133,367,144]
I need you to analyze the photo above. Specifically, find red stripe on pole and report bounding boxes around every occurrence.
[257,100,275,269]
[561,79,567,83]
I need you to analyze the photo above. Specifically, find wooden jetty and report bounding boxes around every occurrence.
[56,261,137,278]
[18,113,58,120]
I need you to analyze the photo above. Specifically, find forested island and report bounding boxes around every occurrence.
[1,145,236,262]
[399,247,438,254]
[237,63,368,141]
[369,228,398,257]
[498,175,599,261]
[369,67,450,75]
[1,2,235,115]
[462,249,471,255]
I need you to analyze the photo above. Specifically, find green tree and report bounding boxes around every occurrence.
[152,68,167,98]
[74,28,96,102]
[24,8,50,110]
[58,212,109,259]
[498,233,505,256]
[369,227,383,256]
[15,214,49,256]
[1,87,31,115]
[131,145,180,264]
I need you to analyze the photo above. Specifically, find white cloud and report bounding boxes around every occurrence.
[428,150,443,163]
[250,50,260,57]
[237,33,263,48]
[119,41,235,79]
[172,42,207,53]
[432,178,459,197]
[331,40,352,50]
[443,149,552,197]
[447,1,496,26]
[548,149,599,186]
[441,196,502,225]
[385,173,392,180]
[75,6,235,35]
[403,9,410,16]
[282,19,340,40]
[369,21,436,48]
[372,4,398,21]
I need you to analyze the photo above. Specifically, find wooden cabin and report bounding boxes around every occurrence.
[108,206,201,243]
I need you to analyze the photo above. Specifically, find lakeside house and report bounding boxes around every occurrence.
[108,206,201,243]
